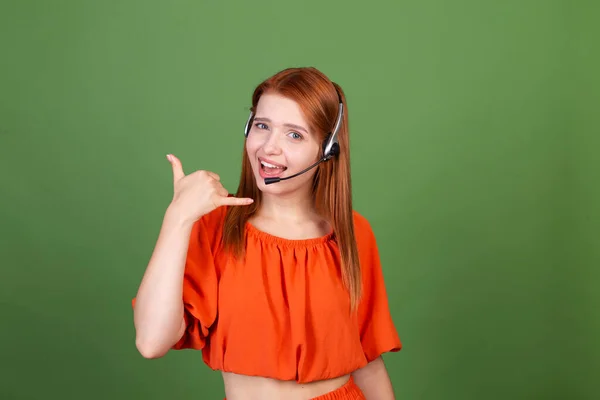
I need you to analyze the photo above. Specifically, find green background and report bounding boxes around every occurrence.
[1,0,597,399]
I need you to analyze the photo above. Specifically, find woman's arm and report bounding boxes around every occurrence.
[133,205,192,359]
[352,357,396,399]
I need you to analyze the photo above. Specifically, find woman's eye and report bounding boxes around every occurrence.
[288,132,303,140]
[255,123,268,130]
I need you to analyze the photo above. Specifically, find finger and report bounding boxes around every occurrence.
[216,186,229,197]
[167,154,185,182]
[206,171,220,181]
[216,196,254,207]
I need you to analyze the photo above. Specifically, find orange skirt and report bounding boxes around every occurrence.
[313,376,365,400]
[223,376,365,400]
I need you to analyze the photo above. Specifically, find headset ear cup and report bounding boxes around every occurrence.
[330,142,340,157]
[322,133,340,159]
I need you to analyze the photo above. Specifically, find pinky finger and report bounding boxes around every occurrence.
[218,196,254,207]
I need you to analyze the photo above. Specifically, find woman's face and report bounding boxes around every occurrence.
[245,93,321,196]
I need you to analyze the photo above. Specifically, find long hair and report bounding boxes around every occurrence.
[222,67,361,310]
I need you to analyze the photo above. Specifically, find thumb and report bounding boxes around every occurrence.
[167,154,185,183]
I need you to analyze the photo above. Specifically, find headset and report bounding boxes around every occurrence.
[244,89,344,184]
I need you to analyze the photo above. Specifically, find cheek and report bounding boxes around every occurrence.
[246,132,266,150]
[290,143,321,164]
[245,144,257,172]
[245,138,259,158]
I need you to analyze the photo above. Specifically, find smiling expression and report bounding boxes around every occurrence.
[245,93,322,195]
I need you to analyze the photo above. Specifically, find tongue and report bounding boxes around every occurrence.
[263,165,285,175]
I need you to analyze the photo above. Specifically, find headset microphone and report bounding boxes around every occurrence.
[244,88,344,185]
[264,159,323,185]
[263,142,339,184]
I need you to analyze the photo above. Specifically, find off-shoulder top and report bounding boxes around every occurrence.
[132,205,401,383]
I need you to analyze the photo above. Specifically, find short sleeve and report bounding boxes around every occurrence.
[131,206,224,351]
[355,213,402,362]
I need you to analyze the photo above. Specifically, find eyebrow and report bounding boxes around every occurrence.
[253,117,308,134]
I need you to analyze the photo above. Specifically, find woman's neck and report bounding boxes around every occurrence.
[256,192,320,224]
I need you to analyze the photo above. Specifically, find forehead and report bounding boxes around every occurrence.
[255,93,308,127]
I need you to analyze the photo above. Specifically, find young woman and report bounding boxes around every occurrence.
[132,67,402,400]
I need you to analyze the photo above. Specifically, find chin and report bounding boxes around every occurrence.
[253,170,286,193]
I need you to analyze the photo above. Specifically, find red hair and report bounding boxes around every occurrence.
[222,67,361,310]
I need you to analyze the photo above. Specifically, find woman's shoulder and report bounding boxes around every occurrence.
[351,209,370,228]
[351,209,377,243]
[351,210,385,274]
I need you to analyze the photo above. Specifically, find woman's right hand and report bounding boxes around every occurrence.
[166,154,254,225]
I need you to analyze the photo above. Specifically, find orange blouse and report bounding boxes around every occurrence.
[133,206,401,383]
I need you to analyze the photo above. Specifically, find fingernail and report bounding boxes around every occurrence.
[166,154,172,162]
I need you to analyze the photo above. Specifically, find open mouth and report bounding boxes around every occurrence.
[259,157,287,177]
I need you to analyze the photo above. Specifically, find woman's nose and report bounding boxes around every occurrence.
[262,131,282,155]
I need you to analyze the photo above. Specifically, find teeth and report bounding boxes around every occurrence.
[261,160,284,169]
